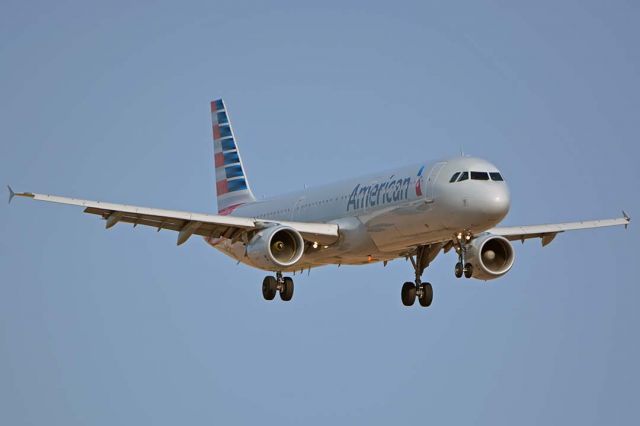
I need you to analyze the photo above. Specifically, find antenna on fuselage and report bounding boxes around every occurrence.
[460,146,465,157]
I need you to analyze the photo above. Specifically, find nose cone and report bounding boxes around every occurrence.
[482,185,510,221]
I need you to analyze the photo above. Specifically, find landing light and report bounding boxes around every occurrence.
[312,242,318,249]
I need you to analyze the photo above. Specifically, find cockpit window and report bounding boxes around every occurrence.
[449,172,460,183]
[490,172,504,181]
[457,171,469,182]
[470,171,489,180]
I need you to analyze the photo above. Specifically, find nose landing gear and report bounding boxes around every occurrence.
[454,231,474,279]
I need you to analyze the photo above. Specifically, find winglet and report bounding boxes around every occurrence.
[7,186,34,204]
[623,210,631,229]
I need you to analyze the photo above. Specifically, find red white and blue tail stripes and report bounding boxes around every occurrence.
[211,99,255,214]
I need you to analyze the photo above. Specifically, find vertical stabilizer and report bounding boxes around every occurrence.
[211,99,256,214]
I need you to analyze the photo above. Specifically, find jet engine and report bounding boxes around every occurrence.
[246,225,305,270]
[465,234,515,280]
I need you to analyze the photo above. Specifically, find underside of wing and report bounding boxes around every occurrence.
[489,213,630,246]
[9,189,339,246]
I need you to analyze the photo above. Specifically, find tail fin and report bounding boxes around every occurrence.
[211,99,256,214]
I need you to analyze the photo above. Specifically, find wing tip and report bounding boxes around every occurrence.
[623,210,631,229]
[7,185,14,204]
[7,186,34,204]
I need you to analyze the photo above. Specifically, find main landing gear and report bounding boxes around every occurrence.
[401,281,433,307]
[400,234,475,307]
[262,272,294,302]
[454,231,474,279]
[401,245,434,308]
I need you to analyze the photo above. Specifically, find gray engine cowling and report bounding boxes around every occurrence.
[465,234,515,280]
[246,225,305,271]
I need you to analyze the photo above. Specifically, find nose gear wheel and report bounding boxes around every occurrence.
[454,231,474,279]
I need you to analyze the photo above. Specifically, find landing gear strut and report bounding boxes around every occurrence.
[262,272,294,302]
[401,245,435,308]
[454,231,474,279]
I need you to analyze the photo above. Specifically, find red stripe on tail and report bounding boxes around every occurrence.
[214,152,224,167]
[216,180,228,194]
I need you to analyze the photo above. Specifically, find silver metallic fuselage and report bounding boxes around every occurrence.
[208,156,510,271]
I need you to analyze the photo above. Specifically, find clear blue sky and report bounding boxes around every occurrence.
[1,1,639,424]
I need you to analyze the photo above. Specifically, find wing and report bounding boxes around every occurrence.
[489,213,630,246]
[8,188,339,246]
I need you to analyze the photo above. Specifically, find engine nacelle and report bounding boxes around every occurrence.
[246,225,305,270]
[465,234,515,280]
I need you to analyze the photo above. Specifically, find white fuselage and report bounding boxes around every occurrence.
[207,156,511,271]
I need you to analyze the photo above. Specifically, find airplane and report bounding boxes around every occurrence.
[8,98,631,308]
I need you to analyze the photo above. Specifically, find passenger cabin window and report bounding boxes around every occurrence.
[470,171,489,180]
[449,172,460,183]
[490,172,504,181]
[457,171,469,182]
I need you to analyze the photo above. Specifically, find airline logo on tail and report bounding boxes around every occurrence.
[211,100,248,196]
[211,98,256,214]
